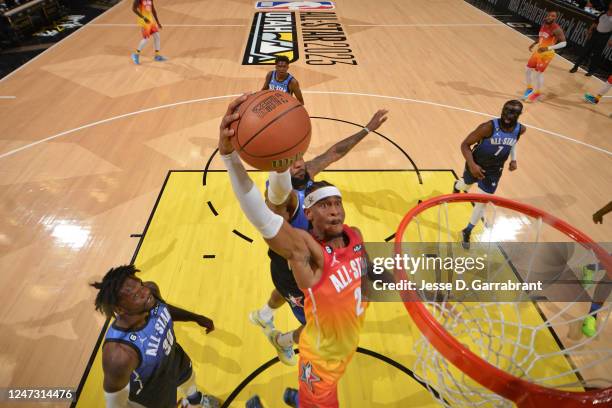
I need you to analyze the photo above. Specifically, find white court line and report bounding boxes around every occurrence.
[464,0,606,84]
[0,96,16,99]
[89,23,246,27]
[0,91,609,160]
[0,2,120,83]
[347,23,503,27]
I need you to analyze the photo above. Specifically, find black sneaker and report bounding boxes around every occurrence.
[569,66,578,73]
[283,388,298,407]
[461,228,471,250]
[452,182,460,194]
[585,72,594,77]
[246,396,263,408]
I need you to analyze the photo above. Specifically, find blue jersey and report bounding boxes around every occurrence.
[104,302,191,407]
[268,71,293,93]
[472,119,521,174]
[264,178,313,230]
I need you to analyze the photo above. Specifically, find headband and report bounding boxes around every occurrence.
[303,186,342,209]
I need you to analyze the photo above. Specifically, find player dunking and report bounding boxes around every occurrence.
[453,100,527,248]
[92,265,219,408]
[523,10,566,103]
[220,95,372,407]
[262,56,304,105]
[131,0,166,65]
[249,110,388,366]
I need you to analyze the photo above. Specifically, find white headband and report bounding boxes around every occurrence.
[304,186,342,209]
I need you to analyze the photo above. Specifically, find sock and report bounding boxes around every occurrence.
[525,68,533,89]
[259,304,274,321]
[469,202,486,226]
[136,49,141,54]
[276,331,294,348]
[153,32,161,51]
[534,72,544,92]
[137,38,148,52]
[465,223,475,233]
[589,303,602,319]
[597,81,611,97]
[186,391,202,405]
[595,94,602,102]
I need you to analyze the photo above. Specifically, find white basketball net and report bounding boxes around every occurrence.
[403,200,612,407]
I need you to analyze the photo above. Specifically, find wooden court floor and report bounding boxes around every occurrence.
[0,0,610,407]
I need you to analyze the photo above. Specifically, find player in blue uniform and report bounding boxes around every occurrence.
[248,109,389,365]
[92,265,218,408]
[453,100,527,248]
[261,56,304,104]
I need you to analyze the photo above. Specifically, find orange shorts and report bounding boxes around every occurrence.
[526,51,554,72]
[141,23,159,39]
[297,353,355,408]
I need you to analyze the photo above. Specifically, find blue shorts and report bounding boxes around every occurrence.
[289,303,306,325]
[463,166,502,194]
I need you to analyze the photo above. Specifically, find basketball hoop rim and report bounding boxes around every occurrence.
[394,193,612,407]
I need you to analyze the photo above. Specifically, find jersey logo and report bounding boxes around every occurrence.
[300,361,321,392]
[330,252,340,266]
[129,333,138,342]
[287,294,304,308]
[353,244,362,252]
[325,245,333,254]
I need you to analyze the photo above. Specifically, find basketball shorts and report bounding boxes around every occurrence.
[526,50,555,73]
[270,250,306,325]
[297,352,355,408]
[463,166,502,194]
[138,15,158,39]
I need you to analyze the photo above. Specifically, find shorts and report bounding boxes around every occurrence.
[290,302,306,325]
[138,15,158,39]
[297,352,355,408]
[526,50,554,73]
[463,165,502,194]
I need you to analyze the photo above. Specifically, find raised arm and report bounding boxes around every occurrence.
[305,109,388,178]
[219,95,323,289]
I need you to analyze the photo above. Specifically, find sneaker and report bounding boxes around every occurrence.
[267,329,296,366]
[131,53,140,65]
[249,310,274,331]
[246,395,264,408]
[582,315,597,337]
[452,181,459,194]
[154,54,167,62]
[584,93,599,104]
[569,66,578,73]
[180,394,220,408]
[283,388,299,407]
[585,71,593,77]
[461,228,471,250]
[526,91,541,103]
[581,265,595,288]
[522,88,534,100]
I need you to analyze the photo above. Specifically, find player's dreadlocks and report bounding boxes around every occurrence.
[91,265,139,318]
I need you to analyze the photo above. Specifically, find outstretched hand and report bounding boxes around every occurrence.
[195,315,215,334]
[218,94,249,155]
[365,109,389,132]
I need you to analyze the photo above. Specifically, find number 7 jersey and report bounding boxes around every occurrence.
[300,225,369,363]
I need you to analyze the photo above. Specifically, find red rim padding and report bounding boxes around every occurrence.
[394,193,612,407]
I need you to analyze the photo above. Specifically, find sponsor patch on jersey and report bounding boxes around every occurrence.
[129,333,138,342]
[325,245,333,254]
[353,244,362,252]
[243,12,299,65]
[255,1,334,10]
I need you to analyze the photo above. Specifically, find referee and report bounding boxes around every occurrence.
[570,2,612,76]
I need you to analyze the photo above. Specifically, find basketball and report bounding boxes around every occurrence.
[230,90,311,171]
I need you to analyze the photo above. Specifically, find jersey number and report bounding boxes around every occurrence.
[494,146,504,156]
[354,287,365,316]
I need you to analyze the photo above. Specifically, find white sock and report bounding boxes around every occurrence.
[535,72,544,92]
[469,202,486,226]
[598,81,611,96]
[259,304,274,321]
[276,331,294,348]
[525,68,533,88]
[137,38,148,52]
[455,179,472,192]
[153,32,161,51]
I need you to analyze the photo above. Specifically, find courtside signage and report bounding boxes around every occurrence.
[255,1,335,10]
[243,12,299,65]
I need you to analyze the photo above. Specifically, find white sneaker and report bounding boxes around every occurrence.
[249,310,274,331]
[180,394,220,408]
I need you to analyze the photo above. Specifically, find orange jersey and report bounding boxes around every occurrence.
[136,0,158,38]
[299,225,368,363]
[538,23,560,49]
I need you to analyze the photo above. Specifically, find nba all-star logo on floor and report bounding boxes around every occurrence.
[243,12,299,65]
[255,1,335,10]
